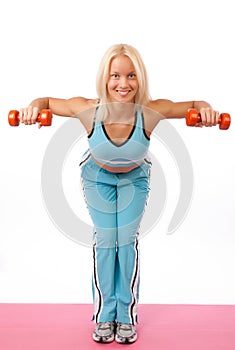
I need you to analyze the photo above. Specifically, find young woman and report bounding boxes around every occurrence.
[19,44,220,344]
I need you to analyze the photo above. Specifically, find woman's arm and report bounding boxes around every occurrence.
[147,99,220,126]
[19,96,97,127]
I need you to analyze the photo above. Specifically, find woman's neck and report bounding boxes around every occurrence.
[106,102,136,123]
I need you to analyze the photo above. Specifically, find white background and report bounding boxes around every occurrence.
[0,0,234,304]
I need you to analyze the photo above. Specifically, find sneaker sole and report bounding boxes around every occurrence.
[93,334,115,343]
[115,334,137,344]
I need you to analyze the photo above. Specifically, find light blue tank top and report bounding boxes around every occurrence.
[86,107,150,168]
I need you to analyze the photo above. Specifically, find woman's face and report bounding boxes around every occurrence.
[107,55,139,103]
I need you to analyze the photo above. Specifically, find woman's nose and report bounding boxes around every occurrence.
[119,76,128,88]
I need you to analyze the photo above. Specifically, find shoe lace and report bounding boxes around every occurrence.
[119,323,132,331]
[98,322,112,330]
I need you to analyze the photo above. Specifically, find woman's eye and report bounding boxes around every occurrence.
[111,74,119,79]
[129,73,136,79]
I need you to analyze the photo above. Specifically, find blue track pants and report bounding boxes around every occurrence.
[80,155,151,324]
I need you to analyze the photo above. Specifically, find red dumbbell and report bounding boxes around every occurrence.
[8,109,52,127]
[186,108,231,130]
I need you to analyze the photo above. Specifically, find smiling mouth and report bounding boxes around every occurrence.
[116,90,131,97]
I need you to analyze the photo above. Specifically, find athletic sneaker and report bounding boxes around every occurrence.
[115,323,137,344]
[92,322,115,343]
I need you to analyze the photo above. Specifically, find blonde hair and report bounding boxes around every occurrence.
[96,44,150,120]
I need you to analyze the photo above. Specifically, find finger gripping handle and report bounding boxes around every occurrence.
[186,109,231,130]
[8,109,52,127]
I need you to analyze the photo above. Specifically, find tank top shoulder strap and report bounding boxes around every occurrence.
[87,105,100,138]
[135,107,144,127]
[135,107,150,141]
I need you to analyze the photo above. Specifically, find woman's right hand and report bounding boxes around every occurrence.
[19,106,42,128]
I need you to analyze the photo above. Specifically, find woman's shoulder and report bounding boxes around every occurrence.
[145,99,173,114]
[141,99,171,134]
[68,96,99,113]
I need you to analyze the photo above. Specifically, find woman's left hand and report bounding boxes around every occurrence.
[193,101,220,127]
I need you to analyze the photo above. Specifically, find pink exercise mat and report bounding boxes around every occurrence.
[0,304,234,349]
